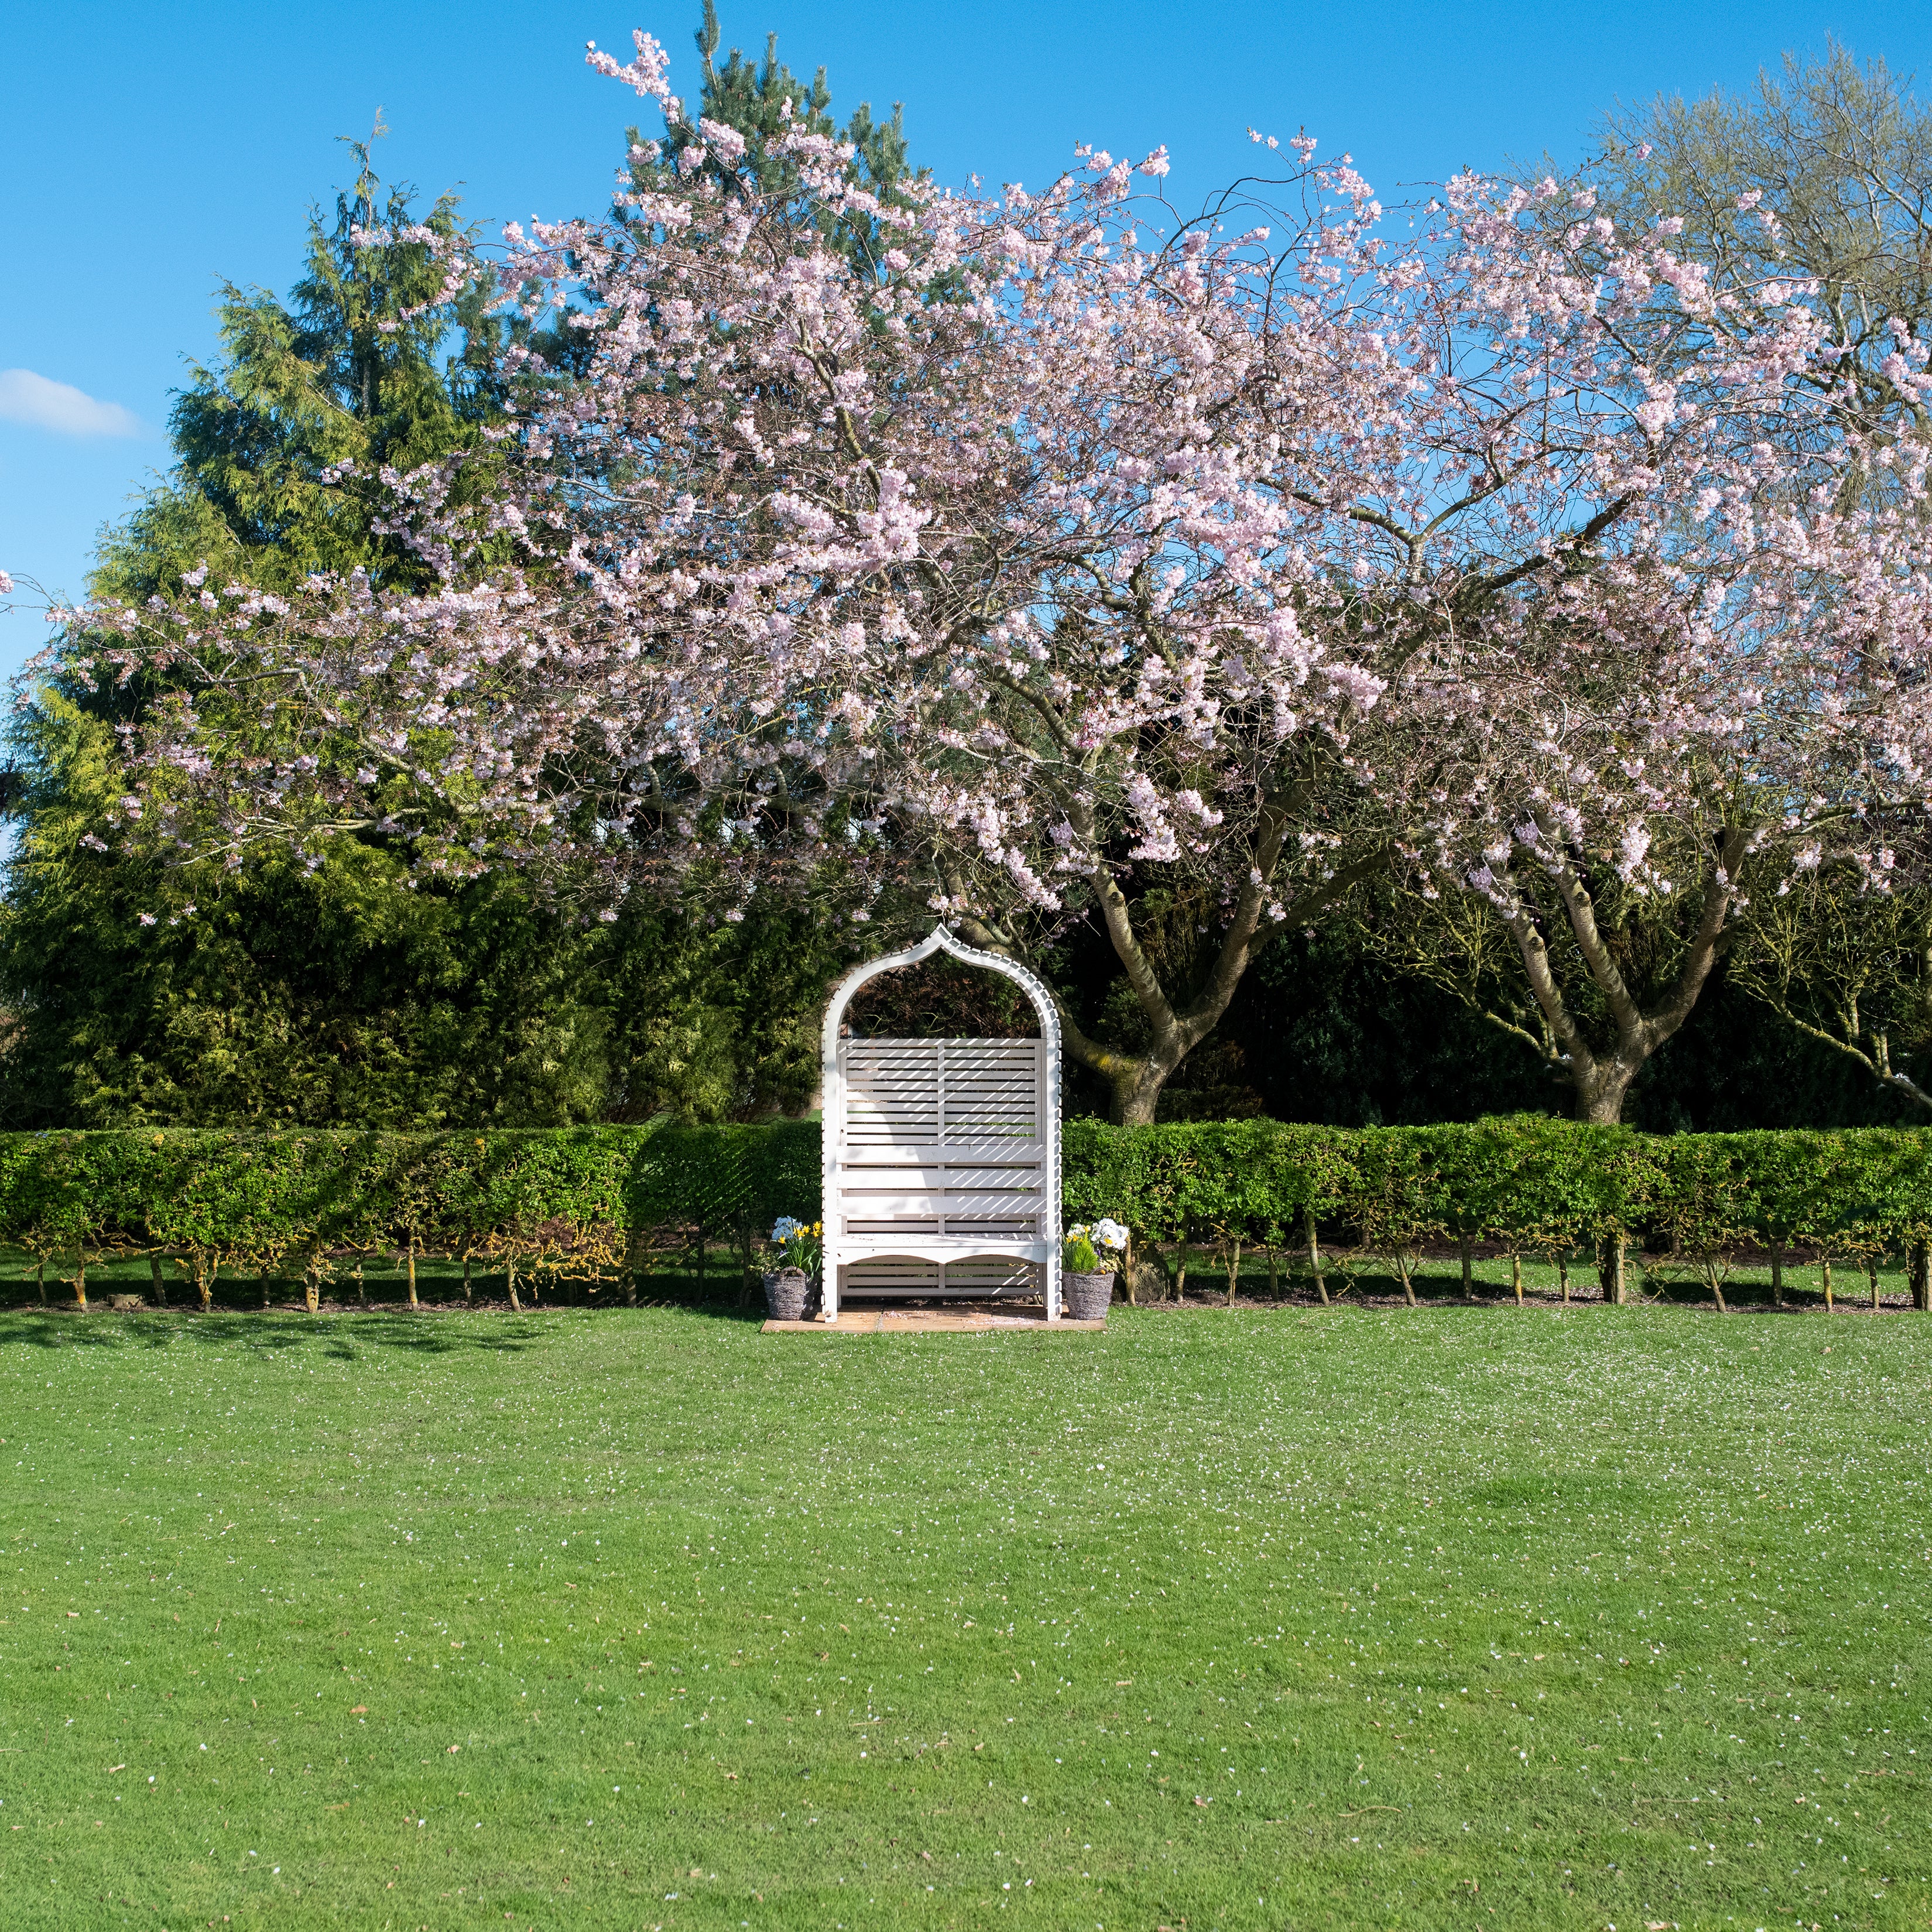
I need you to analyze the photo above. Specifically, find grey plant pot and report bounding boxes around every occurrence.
[1065,1270,1114,1323]
[763,1268,814,1321]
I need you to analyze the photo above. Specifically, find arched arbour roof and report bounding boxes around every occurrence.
[820,923,1062,1060]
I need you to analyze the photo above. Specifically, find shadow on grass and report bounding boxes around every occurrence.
[0,1307,559,1360]
[0,1268,771,1352]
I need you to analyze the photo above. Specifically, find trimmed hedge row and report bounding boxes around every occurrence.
[0,1119,1927,1306]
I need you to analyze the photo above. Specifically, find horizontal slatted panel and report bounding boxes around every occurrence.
[938,1257,1039,1293]
[840,1040,1043,1147]
[844,1040,939,1145]
[943,1040,1042,1142]
[843,1258,941,1296]
[842,1256,1039,1300]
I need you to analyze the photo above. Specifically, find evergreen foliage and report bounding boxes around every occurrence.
[1,17,871,1131]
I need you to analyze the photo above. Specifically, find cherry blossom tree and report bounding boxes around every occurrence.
[63,29,1932,1123]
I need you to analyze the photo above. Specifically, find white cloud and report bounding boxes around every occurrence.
[0,368,146,438]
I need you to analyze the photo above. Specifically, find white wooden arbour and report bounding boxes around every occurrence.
[820,924,1063,1322]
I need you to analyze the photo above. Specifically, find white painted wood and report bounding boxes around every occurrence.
[821,925,1063,1321]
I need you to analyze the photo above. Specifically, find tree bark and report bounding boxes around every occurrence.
[1913,1241,1930,1313]
[1393,1250,1418,1307]
[1598,1235,1626,1307]
[150,1252,167,1309]
[405,1234,419,1309]
[72,1252,87,1314]
[507,1255,522,1312]
[1306,1210,1330,1306]
[1770,1243,1784,1308]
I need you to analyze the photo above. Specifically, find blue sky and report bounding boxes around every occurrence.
[6,0,1931,680]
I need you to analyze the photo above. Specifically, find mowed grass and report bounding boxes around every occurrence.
[1,1301,1928,1931]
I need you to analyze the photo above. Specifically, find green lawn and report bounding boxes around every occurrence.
[2,1301,1927,1930]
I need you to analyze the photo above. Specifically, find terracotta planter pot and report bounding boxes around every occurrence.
[1065,1270,1114,1323]
[763,1268,814,1320]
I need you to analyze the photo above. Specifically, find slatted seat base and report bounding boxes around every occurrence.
[820,929,1064,1324]
[838,1237,1049,1301]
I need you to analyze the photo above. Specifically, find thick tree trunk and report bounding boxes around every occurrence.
[953,789,1383,1125]
[1493,825,1748,1127]
[1572,1059,1642,1125]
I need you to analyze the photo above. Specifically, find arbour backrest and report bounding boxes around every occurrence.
[838,1035,1049,1242]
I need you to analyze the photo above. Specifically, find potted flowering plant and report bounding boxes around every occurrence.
[1064,1219,1127,1322]
[764,1217,822,1320]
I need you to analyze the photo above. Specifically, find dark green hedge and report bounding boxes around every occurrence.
[1,1118,1926,1287]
